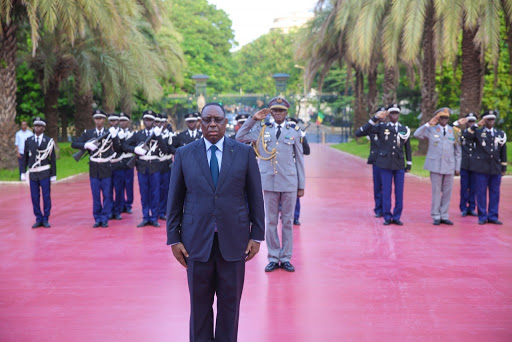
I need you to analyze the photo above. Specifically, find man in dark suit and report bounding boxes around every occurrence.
[167,102,265,342]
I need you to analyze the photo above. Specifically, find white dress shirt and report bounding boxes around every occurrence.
[204,136,224,172]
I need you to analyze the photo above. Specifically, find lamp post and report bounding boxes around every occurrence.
[191,74,209,97]
[272,73,290,96]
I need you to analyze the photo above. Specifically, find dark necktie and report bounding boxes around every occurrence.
[276,125,281,139]
[37,136,41,146]
[443,127,446,136]
[210,145,219,188]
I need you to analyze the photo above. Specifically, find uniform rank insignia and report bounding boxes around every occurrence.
[482,140,486,147]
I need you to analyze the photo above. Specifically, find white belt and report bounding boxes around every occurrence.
[158,154,173,161]
[111,152,134,163]
[139,155,159,161]
[90,155,114,163]
[30,164,51,173]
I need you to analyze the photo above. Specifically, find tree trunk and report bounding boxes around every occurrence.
[60,110,69,142]
[382,66,397,106]
[418,0,438,154]
[102,85,115,113]
[74,74,94,136]
[366,67,378,115]
[353,67,367,133]
[44,79,61,141]
[0,20,19,169]
[460,26,483,117]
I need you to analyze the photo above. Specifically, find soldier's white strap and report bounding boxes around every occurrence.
[30,165,51,173]
[110,152,134,163]
[495,132,507,146]
[30,138,55,171]
[139,155,159,161]
[90,134,112,158]
[396,126,411,147]
[90,155,115,163]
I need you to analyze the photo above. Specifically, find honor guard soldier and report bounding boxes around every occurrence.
[157,114,177,220]
[454,113,478,216]
[174,112,202,147]
[116,112,135,214]
[356,104,412,225]
[414,107,461,225]
[107,113,125,220]
[72,109,121,228]
[236,96,305,272]
[286,117,310,225]
[230,113,250,139]
[123,110,170,227]
[21,117,56,228]
[463,110,507,225]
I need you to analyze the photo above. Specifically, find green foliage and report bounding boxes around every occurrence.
[16,61,45,122]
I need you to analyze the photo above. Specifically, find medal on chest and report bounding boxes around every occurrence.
[384,129,390,140]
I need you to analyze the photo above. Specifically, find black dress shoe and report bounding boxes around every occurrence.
[488,220,503,225]
[440,219,454,225]
[109,214,114,220]
[151,221,161,227]
[42,221,51,228]
[461,211,468,217]
[125,208,132,214]
[280,261,295,272]
[393,220,403,226]
[113,214,122,220]
[383,220,392,226]
[32,221,43,229]
[158,215,166,220]
[265,262,279,272]
[375,213,383,218]
[101,222,109,228]
[478,220,487,225]
[468,211,478,217]
[293,219,301,225]
[93,222,101,228]
[433,219,441,226]
[137,221,149,227]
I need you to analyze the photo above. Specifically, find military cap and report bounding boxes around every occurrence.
[142,110,156,120]
[33,117,47,126]
[482,110,497,120]
[119,112,130,121]
[184,112,199,122]
[108,113,120,121]
[286,117,298,124]
[236,113,250,123]
[434,107,451,117]
[375,106,387,114]
[387,104,401,113]
[465,112,477,121]
[154,113,163,123]
[268,96,290,110]
[92,109,107,119]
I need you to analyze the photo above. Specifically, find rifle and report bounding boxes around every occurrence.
[126,132,155,168]
[73,132,110,162]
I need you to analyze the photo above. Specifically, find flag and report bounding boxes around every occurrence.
[316,112,324,125]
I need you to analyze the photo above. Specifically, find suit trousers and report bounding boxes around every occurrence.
[123,167,134,210]
[372,165,383,215]
[429,172,454,220]
[159,169,171,217]
[474,172,501,222]
[90,176,113,223]
[187,234,245,342]
[380,168,404,222]
[112,169,125,216]
[459,168,476,213]
[294,197,301,221]
[137,170,160,222]
[30,177,51,222]
[264,190,297,263]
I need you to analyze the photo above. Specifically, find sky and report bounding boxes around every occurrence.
[208,0,318,50]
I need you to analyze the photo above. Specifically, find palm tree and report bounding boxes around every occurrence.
[0,0,130,168]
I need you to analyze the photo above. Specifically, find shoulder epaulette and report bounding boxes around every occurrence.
[260,120,266,126]
[453,126,461,132]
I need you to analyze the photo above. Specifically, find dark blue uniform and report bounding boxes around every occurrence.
[158,128,177,219]
[123,130,171,225]
[459,129,477,215]
[463,125,507,223]
[110,129,135,217]
[72,129,121,226]
[173,129,202,148]
[356,119,412,223]
[22,134,56,225]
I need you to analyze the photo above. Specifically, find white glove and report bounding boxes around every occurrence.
[134,146,147,156]
[118,130,126,139]
[301,130,306,138]
[109,126,118,138]
[84,141,98,151]
[50,176,57,182]
[153,126,162,137]
[21,173,26,181]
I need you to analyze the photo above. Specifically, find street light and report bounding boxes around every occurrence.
[191,74,209,97]
[272,73,290,96]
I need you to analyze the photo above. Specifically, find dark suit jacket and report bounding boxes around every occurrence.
[463,126,507,174]
[166,137,265,262]
[22,134,56,181]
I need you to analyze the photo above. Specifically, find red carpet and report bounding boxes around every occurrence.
[1,144,511,341]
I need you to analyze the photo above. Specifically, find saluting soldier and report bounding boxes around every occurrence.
[116,112,135,214]
[157,113,177,220]
[236,96,305,273]
[356,104,412,226]
[453,112,478,217]
[174,112,202,147]
[463,110,507,225]
[21,117,56,228]
[230,113,250,139]
[72,109,121,228]
[413,107,461,225]
[123,110,169,227]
